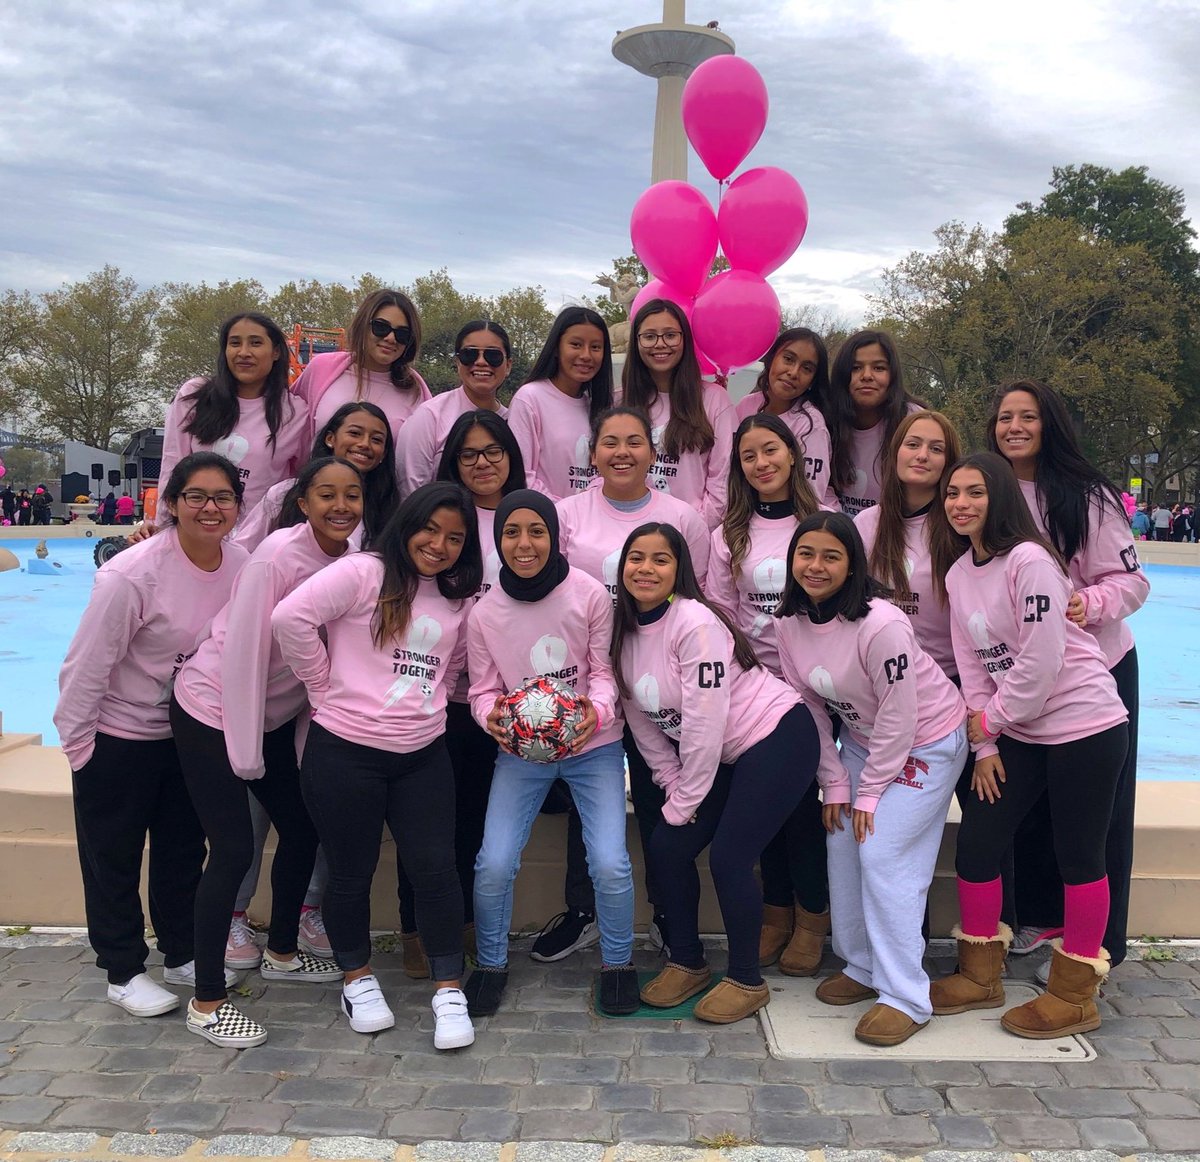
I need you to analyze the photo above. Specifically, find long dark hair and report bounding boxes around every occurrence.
[872,410,966,605]
[723,414,819,572]
[369,482,482,648]
[436,410,527,498]
[985,378,1124,562]
[622,299,713,458]
[297,401,398,545]
[776,511,886,622]
[748,327,831,431]
[347,289,422,394]
[524,306,613,423]
[827,329,921,494]
[611,521,760,698]
[182,313,291,449]
[160,452,244,526]
[947,452,1064,568]
[275,456,364,531]
[454,319,512,358]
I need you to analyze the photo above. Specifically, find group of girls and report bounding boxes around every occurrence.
[55,284,1146,1055]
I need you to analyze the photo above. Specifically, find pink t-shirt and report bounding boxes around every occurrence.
[466,567,622,754]
[619,597,803,826]
[1017,478,1148,669]
[54,527,248,769]
[556,487,711,600]
[707,514,797,676]
[735,394,838,510]
[293,356,432,448]
[115,495,135,518]
[946,541,1128,758]
[507,379,597,499]
[854,504,958,678]
[776,598,966,811]
[175,522,352,778]
[159,379,309,516]
[837,403,923,518]
[394,387,509,498]
[272,554,469,754]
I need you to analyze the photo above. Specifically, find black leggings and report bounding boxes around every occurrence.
[301,722,464,981]
[759,780,829,913]
[956,723,1128,888]
[170,701,319,1002]
[648,704,819,986]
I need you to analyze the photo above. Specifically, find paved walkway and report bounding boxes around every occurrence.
[0,933,1197,1158]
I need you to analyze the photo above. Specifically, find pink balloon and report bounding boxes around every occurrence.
[630,181,717,297]
[691,270,781,374]
[718,167,809,276]
[681,56,769,182]
[629,278,694,325]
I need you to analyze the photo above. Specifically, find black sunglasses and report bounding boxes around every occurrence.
[456,346,507,368]
[369,319,413,345]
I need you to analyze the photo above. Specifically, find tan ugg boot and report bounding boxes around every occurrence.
[693,978,770,1024]
[929,922,1012,1015]
[854,1003,928,1047]
[758,904,794,966]
[402,931,429,980]
[639,963,712,1008]
[778,905,830,977]
[815,971,878,1006]
[1001,941,1109,1039]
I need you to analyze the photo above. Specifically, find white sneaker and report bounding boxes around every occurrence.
[225,913,262,970]
[341,974,395,1034]
[162,960,239,989]
[297,907,333,958]
[186,999,267,1048]
[107,972,180,1017]
[260,948,342,983]
[432,987,475,1050]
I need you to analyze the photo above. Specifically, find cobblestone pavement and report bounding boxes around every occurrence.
[0,934,1197,1157]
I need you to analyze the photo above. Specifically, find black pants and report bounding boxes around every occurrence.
[170,701,319,1002]
[397,700,496,931]
[1011,648,1139,964]
[301,722,464,981]
[957,724,1128,894]
[72,732,205,984]
[649,704,819,986]
[759,779,829,913]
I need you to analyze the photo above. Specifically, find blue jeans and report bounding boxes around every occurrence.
[474,739,633,968]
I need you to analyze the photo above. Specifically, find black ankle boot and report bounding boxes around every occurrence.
[463,967,508,1017]
[599,964,640,1016]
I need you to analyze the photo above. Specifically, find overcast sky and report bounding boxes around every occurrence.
[2,0,1198,324]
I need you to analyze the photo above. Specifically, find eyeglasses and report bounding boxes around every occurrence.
[179,490,239,510]
[637,330,683,348]
[456,346,507,368]
[457,444,507,466]
[369,319,413,345]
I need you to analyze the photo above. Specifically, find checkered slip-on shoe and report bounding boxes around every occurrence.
[186,1000,268,1048]
[260,948,343,983]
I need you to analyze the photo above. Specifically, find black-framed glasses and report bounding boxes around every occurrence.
[457,444,507,466]
[637,329,683,348]
[456,346,507,368]
[179,490,238,510]
[369,319,413,345]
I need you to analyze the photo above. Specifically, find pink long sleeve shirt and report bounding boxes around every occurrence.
[506,379,597,499]
[946,542,1127,759]
[854,504,958,678]
[448,505,500,704]
[466,567,623,754]
[556,487,711,600]
[159,379,309,517]
[706,515,797,676]
[174,522,352,779]
[776,599,966,811]
[394,388,508,498]
[230,479,291,553]
[54,527,248,770]
[271,555,469,754]
[837,404,923,518]
[735,395,839,510]
[1017,479,1148,669]
[619,598,803,825]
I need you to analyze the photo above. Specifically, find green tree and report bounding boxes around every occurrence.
[0,445,59,490]
[10,266,160,449]
[266,273,388,331]
[153,278,267,398]
[0,289,38,418]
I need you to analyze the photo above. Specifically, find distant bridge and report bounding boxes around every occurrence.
[0,428,64,455]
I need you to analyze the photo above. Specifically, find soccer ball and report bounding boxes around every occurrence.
[497,675,585,763]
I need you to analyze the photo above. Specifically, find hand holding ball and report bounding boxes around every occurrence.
[494,675,588,763]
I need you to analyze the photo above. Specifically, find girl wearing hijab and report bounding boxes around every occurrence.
[463,489,637,1019]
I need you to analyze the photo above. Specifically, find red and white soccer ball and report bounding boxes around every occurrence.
[497,675,585,763]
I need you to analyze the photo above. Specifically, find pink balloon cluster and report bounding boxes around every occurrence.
[628,56,809,375]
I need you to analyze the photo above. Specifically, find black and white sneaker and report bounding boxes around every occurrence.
[648,911,672,958]
[186,999,267,1048]
[260,948,342,983]
[529,908,599,962]
[341,974,395,1033]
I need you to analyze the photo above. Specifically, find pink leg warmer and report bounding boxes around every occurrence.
[957,876,1003,939]
[1062,877,1110,959]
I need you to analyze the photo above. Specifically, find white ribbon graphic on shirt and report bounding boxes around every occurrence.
[383,615,443,709]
